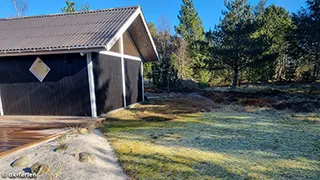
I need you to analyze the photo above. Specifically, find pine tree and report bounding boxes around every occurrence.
[211,0,267,88]
[61,0,77,13]
[148,20,178,89]
[290,0,320,81]
[252,4,294,81]
[61,0,90,13]
[175,0,204,43]
[175,0,206,79]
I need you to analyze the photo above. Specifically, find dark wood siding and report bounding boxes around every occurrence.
[124,58,142,106]
[0,53,91,116]
[93,53,124,115]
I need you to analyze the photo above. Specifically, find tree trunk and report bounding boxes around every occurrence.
[232,67,239,89]
[313,63,318,81]
[315,31,320,81]
[167,71,170,97]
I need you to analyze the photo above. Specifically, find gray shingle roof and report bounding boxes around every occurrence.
[0,6,139,54]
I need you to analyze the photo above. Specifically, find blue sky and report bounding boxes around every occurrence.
[0,0,306,32]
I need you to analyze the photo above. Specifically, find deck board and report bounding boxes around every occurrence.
[0,116,103,156]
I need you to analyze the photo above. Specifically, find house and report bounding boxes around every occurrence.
[0,6,158,117]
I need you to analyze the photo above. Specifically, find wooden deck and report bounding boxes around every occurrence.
[0,116,103,157]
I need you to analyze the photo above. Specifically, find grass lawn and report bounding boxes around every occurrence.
[103,94,320,180]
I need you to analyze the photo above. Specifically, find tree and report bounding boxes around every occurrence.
[61,0,77,13]
[143,22,158,81]
[147,22,158,38]
[61,0,90,13]
[175,0,204,44]
[251,4,294,82]
[11,0,28,17]
[148,19,178,90]
[254,0,267,16]
[79,3,90,11]
[211,0,267,88]
[175,0,206,79]
[289,0,320,81]
[171,36,192,79]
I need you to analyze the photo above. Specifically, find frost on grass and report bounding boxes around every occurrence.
[104,93,320,179]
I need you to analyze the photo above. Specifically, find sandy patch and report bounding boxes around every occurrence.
[0,130,127,180]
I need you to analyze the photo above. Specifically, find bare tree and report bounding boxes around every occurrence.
[12,0,28,17]
[155,17,176,95]
[173,37,191,79]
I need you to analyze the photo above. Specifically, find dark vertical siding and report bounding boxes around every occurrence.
[124,58,142,106]
[0,53,91,116]
[92,53,124,115]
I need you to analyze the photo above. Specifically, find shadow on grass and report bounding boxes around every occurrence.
[114,152,244,179]
[104,97,320,179]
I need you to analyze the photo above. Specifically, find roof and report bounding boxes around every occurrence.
[0,6,158,61]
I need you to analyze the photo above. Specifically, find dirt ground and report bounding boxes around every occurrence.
[201,90,320,113]
[146,83,320,113]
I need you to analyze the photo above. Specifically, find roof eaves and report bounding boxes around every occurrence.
[0,45,106,57]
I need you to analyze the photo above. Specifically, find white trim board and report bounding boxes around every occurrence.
[86,53,97,118]
[138,7,159,60]
[141,60,145,102]
[99,51,141,61]
[120,35,127,108]
[0,91,3,116]
[106,8,140,51]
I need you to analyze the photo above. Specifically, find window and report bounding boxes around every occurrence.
[29,57,51,82]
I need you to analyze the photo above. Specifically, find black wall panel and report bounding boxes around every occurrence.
[124,58,142,106]
[92,53,124,115]
[0,53,91,116]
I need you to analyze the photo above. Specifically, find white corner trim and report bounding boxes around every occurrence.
[120,36,127,108]
[141,61,145,102]
[0,91,3,116]
[106,8,141,51]
[99,51,141,61]
[86,53,97,118]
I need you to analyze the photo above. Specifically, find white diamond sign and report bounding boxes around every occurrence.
[29,57,51,82]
